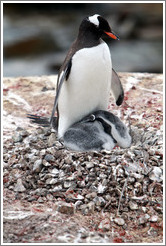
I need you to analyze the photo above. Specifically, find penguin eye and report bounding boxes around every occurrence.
[116,124,124,131]
[98,16,111,33]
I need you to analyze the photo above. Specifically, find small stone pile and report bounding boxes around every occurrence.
[3,123,163,215]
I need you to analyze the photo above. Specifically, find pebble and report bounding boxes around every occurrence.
[12,132,23,143]
[37,197,45,203]
[154,205,162,213]
[77,180,86,188]
[33,159,43,172]
[48,132,57,146]
[44,154,55,162]
[138,216,148,225]
[46,178,58,185]
[40,149,46,156]
[93,196,106,207]
[57,202,75,214]
[20,130,29,137]
[51,168,59,177]
[26,135,38,143]
[86,162,94,169]
[131,173,144,182]
[149,166,162,182]
[145,214,150,220]
[63,181,77,189]
[114,217,125,226]
[42,159,51,167]
[52,184,63,192]
[98,218,110,231]
[87,201,95,213]
[85,192,97,200]
[65,156,72,165]
[149,215,158,222]
[46,194,54,201]
[99,173,107,179]
[68,193,84,201]
[97,183,107,194]
[14,178,26,192]
[105,194,112,201]
[110,155,117,162]
[142,206,147,213]
[75,200,83,210]
[129,201,138,210]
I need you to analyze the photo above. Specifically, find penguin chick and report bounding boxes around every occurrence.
[27,110,131,152]
[63,110,132,151]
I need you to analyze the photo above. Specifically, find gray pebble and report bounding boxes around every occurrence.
[12,132,23,143]
[33,159,43,172]
[97,183,107,194]
[114,217,125,226]
[138,216,148,225]
[14,178,26,192]
[42,159,51,167]
[149,166,162,182]
[149,215,158,222]
[44,154,55,162]
[63,180,77,189]
[57,202,75,214]
[129,201,138,210]
[46,178,58,185]
[75,200,83,209]
[86,162,94,169]
[98,218,110,231]
[85,192,97,200]
[48,133,57,146]
[93,196,106,206]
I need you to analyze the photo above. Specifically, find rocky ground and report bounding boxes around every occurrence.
[3,72,163,243]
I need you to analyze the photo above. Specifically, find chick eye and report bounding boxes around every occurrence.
[116,124,125,131]
[115,125,120,130]
[90,114,96,121]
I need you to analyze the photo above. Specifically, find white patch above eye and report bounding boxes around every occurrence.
[88,14,100,26]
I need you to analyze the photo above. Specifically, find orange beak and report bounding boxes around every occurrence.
[104,31,120,40]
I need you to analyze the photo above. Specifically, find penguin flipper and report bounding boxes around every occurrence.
[27,114,57,128]
[111,68,124,106]
[50,59,72,126]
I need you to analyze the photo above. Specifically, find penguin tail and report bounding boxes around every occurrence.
[27,114,57,127]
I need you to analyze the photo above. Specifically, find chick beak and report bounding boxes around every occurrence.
[104,31,120,40]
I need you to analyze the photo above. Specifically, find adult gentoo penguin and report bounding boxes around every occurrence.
[50,14,124,138]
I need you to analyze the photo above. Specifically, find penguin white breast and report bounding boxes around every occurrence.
[58,41,112,138]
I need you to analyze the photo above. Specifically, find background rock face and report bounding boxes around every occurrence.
[3,3,163,77]
[3,73,163,243]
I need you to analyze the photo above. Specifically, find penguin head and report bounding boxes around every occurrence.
[79,14,119,40]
